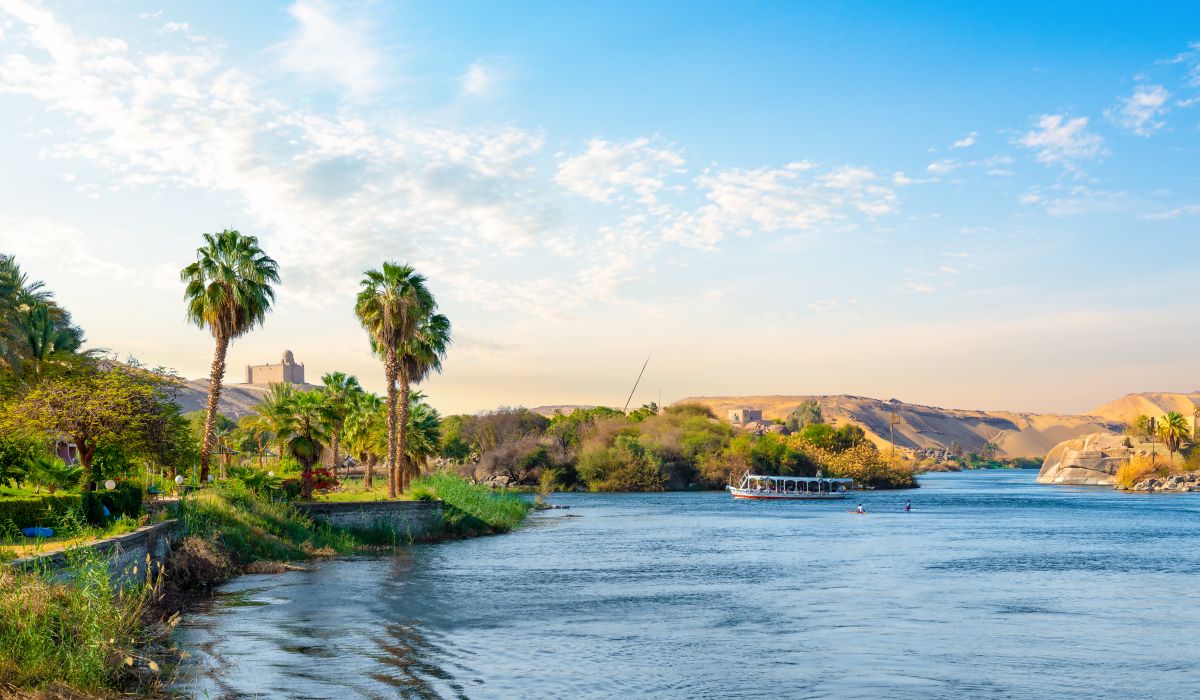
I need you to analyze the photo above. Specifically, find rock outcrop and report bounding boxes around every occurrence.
[1037,433,1156,485]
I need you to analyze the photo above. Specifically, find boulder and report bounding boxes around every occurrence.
[1037,432,1155,486]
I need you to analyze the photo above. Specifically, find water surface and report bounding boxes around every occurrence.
[176,472,1200,698]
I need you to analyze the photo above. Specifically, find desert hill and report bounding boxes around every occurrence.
[167,379,321,419]
[676,395,1125,459]
[1087,392,1200,425]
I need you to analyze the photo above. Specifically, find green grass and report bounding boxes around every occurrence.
[306,478,416,503]
[179,480,361,563]
[410,471,531,535]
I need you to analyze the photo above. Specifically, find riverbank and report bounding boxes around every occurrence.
[0,473,531,698]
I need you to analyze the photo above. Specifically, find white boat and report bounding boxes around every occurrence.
[726,472,854,500]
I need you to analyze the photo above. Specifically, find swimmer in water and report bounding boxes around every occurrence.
[903,500,911,512]
[856,503,865,514]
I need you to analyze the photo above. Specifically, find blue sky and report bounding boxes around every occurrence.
[1,0,1199,414]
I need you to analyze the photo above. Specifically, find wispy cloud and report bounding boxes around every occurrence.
[950,131,977,149]
[1144,204,1200,220]
[459,59,509,97]
[1106,84,1170,135]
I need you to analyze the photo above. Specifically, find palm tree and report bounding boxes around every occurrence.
[404,391,442,476]
[396,311,450,492]
[252,382,295,465]
[345,392,386,489]
[321,371,362,476]
[181,230,279,481]
[354,263,436,498]
[13,302,83,376]
[1157,411,1190,459]
[285,390,330,469]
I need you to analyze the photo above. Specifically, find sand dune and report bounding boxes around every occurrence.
[1087,392,1200,425]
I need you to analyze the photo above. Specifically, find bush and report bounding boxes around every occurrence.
[80,483,143,525]
[0,493,83,529]
[1115,455,1165,490]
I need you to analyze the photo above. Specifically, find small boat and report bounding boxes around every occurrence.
[726,472,854,500]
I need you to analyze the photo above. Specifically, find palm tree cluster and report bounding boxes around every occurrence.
[179,231,450,495]
[241,376,442,482]
[355,263,451,498]
[0,255,86,379]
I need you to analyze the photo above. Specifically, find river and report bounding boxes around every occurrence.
[174,471,1200,699]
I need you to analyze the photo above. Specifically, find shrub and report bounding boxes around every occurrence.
[80,483,143,525]
[1115,455,1164,490]
[0,493,83,529]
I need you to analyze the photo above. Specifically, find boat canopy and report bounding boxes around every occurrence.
[743,474,853,484]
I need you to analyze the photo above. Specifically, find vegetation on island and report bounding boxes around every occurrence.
[1112,411,1200,490]
[439,402,917,491]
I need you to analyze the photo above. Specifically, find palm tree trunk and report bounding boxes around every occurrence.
[331,431,341,478]
[363,451,374,489]
[384,350,399,499]
[200,332,229,482]
[397,367,412,493]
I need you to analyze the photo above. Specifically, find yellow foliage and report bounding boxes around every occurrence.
[1115,455,1168,490]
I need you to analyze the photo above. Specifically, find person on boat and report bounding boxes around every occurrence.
[855,503,865,514]
[903,500,911,512]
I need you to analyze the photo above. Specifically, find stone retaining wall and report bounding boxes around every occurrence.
[10,520,180,588]
[295,500,443,540]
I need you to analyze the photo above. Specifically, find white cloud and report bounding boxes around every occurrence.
[1143,204,1200,220]
[555,137,684,205]
[926,159,961,175]
[905,280,935,294]
[1017,114,1106,169]
[276,0,382,99]
[460,59,508,97]
[950,131,977,149]
[1106,84,1170,136]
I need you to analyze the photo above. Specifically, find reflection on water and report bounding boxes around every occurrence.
[174,472,1200,698]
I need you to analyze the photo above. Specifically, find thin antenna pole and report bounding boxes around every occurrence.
[622,355,651,413]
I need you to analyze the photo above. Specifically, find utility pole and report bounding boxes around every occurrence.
[889,411,901,462]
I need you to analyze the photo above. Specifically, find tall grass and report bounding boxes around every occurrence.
[1115,455,1169,490]
[411,471,531,535]
[0,544,161,694]
[179,480,359,563]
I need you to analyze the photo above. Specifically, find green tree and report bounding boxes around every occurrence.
[285,390,330,469]
[181,230,279,481]
[404,391,442,472]
[252,382,295,465]
[786,400,824,430]
[397,309,450,492]
[355,263,447,498]
[1158,411,1190,458]
[4,365,175,486]
[345,391,387,488]
[320,371,363,475]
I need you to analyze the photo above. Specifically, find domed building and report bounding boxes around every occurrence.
[245,350,305,385]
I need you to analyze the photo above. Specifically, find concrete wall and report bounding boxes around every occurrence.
[296,500,443,541]
[10,520,180,588]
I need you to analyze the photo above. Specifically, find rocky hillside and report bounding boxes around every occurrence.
[676,394,1124,459]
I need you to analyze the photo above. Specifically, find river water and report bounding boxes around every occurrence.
[174,471,1200,699]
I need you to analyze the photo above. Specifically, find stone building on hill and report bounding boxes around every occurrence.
[245,350,305,385]
[728,408,763,425]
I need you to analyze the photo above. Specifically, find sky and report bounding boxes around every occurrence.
[1,0,1199,416]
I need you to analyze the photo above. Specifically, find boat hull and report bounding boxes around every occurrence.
[728,488,847,500]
